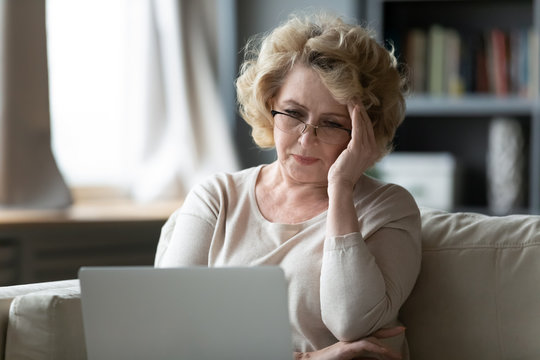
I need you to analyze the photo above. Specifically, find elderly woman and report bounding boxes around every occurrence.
[156,12,421,360]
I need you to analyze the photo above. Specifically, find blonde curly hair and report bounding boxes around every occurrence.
[235,12,408,159]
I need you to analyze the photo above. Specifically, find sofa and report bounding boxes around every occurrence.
[1,207,539,360]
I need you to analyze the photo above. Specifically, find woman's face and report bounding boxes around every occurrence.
[271,65,351,187]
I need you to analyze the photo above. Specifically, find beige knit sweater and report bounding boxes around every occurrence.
[155,165,421,354]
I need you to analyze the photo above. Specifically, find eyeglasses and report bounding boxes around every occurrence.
[271,110,351,145]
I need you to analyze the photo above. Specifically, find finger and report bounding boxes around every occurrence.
[357,104,377,148]
[360,337,388,354]
[360,107,372,150]
[372,326,406,339]
[349,103,371,147]
[347,104,370,157]
[347,103,362,144]
[358,108,382,166]
[365,341,403,360]
[347,102,358,124]
[346,339,402,360]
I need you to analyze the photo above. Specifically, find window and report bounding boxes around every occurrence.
[46,0,238,203]
[46,0,132,189]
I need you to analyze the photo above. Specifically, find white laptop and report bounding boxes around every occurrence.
[79,266,293,360]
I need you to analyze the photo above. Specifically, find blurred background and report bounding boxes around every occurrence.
[1,0,539,285]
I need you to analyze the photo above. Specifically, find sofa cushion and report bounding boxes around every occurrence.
[4,282,85,360]
[0,279,80,360]
[401,207,540,360]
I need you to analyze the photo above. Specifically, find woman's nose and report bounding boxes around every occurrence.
[299,124,319,146]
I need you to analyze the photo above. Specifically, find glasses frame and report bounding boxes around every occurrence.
[270,109,352,144]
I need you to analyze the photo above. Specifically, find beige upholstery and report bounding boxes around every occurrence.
[4,283,84,360]
[0,279,82,360]
[0,208,539,360]
[401,208,540,360]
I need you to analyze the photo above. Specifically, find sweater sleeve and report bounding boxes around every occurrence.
[319,186,421,341]
[154,182,220,267]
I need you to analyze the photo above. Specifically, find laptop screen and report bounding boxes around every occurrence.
[79,266,293,360]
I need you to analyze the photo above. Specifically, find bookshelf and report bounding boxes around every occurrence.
[407,95,536,117]
[362,0,540,214]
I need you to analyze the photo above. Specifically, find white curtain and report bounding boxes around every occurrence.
[1,0,238,207]
[126,0,238,202]
[0,0,71,208]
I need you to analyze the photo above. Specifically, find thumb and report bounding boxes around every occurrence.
[371,326,406,339]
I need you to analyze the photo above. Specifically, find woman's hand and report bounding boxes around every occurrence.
[294,326,405,360]
[327,103,380,189]
[326,103,380,236]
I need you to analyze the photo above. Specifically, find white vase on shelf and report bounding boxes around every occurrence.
[486,117,524,215]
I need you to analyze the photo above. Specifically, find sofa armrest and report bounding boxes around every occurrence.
[0,280,81,360]
[401,208,540,360]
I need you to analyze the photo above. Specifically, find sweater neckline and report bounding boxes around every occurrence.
[249,164,328,227]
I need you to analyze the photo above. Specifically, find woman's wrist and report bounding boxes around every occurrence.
[327,179,354,199]
[294,351,311,359]
[326,181,359,237]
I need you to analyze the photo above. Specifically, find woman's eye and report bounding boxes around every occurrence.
[323,120,344,129]
[284,109,302,118]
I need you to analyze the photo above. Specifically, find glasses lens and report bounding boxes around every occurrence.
[273,113,303,134]
[273,112,350,145]
[317,127,351,145]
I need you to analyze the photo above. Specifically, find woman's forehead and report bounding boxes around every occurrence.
[274,65,347,113]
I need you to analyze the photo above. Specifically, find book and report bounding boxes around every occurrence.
[427,24,446,96]
[509,29,525,95]
[490,29,509,96]
[445,28,464,96]
[402,23,536,98]
[528,28,539,98]
[405,28,427,94]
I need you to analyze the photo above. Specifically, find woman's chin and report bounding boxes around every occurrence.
[284,167,328,187]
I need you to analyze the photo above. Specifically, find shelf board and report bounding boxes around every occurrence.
[406,95,538,117]
[0,199,181,225]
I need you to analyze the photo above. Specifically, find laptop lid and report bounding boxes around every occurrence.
[79,266,293,360]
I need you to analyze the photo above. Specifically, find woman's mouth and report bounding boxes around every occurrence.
[292,154,318,165]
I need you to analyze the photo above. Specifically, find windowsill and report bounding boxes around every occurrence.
[0,187,182,225]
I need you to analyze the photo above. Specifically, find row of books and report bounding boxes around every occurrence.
[404,25,539,98]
